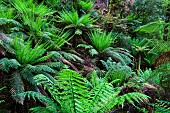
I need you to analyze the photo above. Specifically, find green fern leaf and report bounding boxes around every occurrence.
[57,69,88,113]
[0,18,22,27]
[0,58,21,72]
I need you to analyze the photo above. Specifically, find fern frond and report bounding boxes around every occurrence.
[153,99,170,113]
[77,0,94,11]
[149,40,170,54]
[35,65,55,73]
[11,38,52,65]
[152,63,170,88]
[0,58,21,72]
[20,64,55,84]
[116,92,150,108]
[56,69,88,113]
[17,91,54,105]
[52,30,72,47]
[135,20,166,33]
[0,18,22,27]
[59,51,84,63]
[77,43,98,56]
[103,61,134,85]
[33,74,60,103]
[104,47,133,65]
[30,106,57,113]
[88,81,117,112]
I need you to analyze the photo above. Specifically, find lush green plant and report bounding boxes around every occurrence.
[88,30,114,52]
[82,30,133,65]
[130,38,150,70]
[135,20,168,39]
[57,8,97,35]
[0,18,22,34]
[17,69,149,113]
[101,57,134,86]
[0,3,15,19]
[11,0,53,37]
[77,0,94,12]
[131,0,167,24]
[0,37,62,104]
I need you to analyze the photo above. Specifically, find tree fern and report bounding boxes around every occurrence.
[0,37,62,104]
[10,37,54,65]
[57,8,97,34]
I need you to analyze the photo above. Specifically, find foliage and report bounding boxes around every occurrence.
[135,20,167,39]
[57,8,97,35]
[152,99,170,113]
[131,0,167,23]
[77,0,94,12]
[88,30,114,52]
[17,69,149,113]
[0,0,169,112]
[0,37,61,104]
[101,57,134,85]
[11,0,52,36]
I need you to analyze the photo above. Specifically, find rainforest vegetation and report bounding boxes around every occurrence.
[0,0,170,112]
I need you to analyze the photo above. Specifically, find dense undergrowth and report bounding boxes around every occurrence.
[0,0,170,113]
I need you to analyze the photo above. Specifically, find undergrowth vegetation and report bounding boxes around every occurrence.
[0,0,169,113]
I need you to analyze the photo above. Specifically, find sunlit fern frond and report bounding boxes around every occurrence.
[33,70,89,113]
[115,92,149,108]
[77,0,94,11]
[56,69,89,113]
[11,37,55,65]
